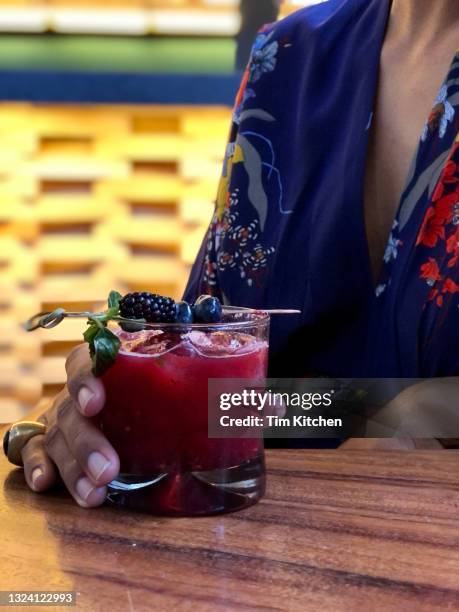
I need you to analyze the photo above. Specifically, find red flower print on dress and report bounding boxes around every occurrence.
[416,207,446,247]
[430,277,459,307]
[217,251,238,270]
[203,259,218,287]
[234,66,250,112]
[443,278,459,294]
[427,287,440,302]
[435,191,458,223]
[432,160,459,200]
[446,227,459,268]
[230,221,259,246]
[420,258,442,285]
[420,251,458,308]
[444,159,458,180]
[417,141,459,308]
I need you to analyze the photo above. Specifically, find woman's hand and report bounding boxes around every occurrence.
[20,344,120,507]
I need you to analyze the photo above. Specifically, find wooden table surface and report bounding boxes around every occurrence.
[1,449,459,611]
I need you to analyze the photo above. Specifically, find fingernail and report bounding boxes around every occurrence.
[87,452,111,481]
[31,467,44,490]
[76,477,95,502]
[78,387,94,414]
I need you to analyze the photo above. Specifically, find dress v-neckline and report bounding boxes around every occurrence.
[359,15,459,292]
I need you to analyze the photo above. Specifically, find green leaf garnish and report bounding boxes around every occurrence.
[108,290,122,309]
[92,327,121,376]
[83,290,124,376]
[83,322,99,357]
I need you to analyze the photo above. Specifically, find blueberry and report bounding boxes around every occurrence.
[3,429,9,457]
[193,295,222,323]
[175,300,194,324]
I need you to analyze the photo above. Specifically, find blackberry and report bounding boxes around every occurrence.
[119,292,176,324]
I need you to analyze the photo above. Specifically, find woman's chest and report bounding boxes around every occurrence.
[363,54,449,278]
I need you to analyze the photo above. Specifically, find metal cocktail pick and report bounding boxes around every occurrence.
[24,309,96,331]
[23,307,301,332]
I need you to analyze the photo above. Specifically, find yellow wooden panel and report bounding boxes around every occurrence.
[0,101,231,400]
[97,173,184,202]
[32,107,130,136]
[37,236,121,263]
[38,277,115,304]
[39,356,66,385]
[0,175,37,198]
[0,202,32,222]
[0,399,29,425]
[95,134,184,161]
[181,155,222,181]
[180,197,214,226]
[22,155,129,181]
[0,358,20,385]
[105,215,182,250]
[35,196,115,223]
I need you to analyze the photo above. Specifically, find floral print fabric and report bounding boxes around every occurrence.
[417,146,459,307]
[185,0,459,377]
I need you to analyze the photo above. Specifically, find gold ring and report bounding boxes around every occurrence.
[3,421,47,467]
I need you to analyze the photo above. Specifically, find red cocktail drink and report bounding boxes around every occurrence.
[100,310,269,515]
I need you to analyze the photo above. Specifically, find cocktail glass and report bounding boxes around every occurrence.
[99,309,269,516]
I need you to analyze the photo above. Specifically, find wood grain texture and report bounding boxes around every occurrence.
[1,449,459,611]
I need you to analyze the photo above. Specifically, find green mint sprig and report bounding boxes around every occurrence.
[23,290,147,376]
[84,290,123,377]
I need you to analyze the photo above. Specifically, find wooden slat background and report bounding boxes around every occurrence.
[0,0,308,12]
[0,103,231,423]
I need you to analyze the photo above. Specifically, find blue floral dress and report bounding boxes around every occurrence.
[184,0,459,378]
